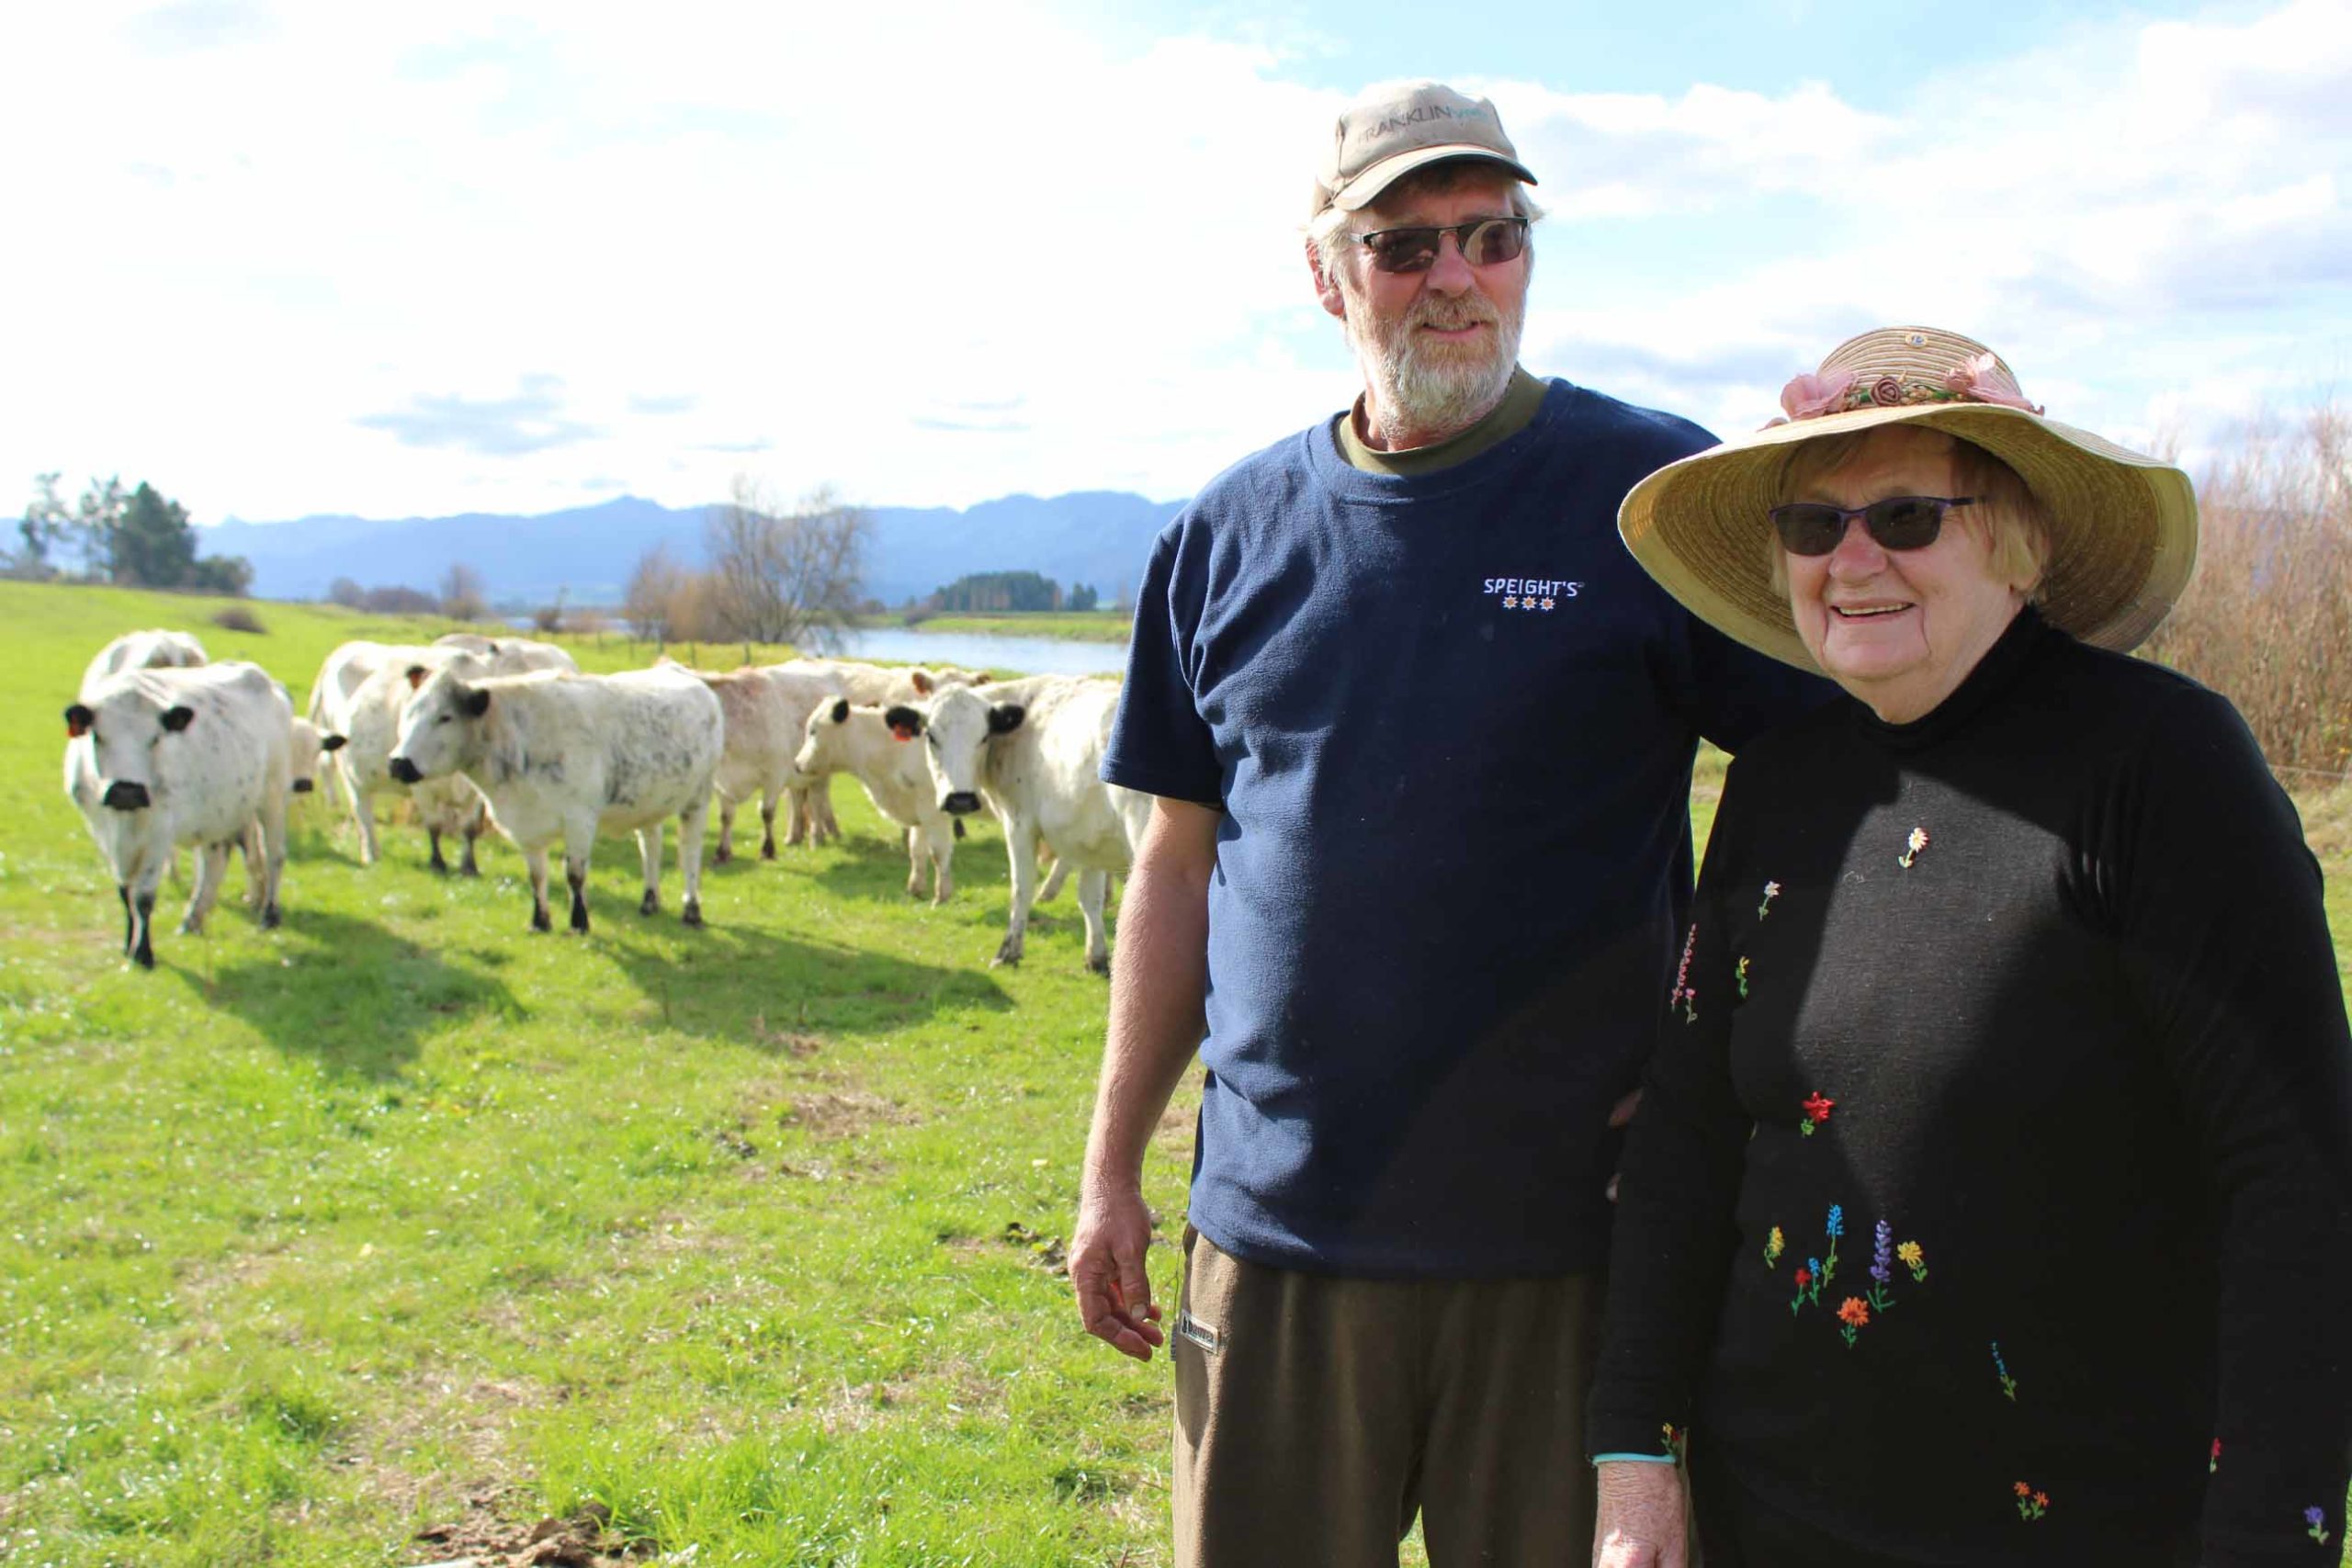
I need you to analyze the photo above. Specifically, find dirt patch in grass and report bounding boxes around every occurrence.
[748,1014,824,1057]
[776,1089,917,1140]
[408,1497,650,1567]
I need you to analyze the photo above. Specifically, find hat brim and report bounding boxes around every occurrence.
[1618,402,2199,672]
[1325,145,1539,212]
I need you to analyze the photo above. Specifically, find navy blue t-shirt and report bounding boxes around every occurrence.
[1102,378,1830,1277]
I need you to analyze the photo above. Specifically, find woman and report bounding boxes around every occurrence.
[1586,326,2352,1566]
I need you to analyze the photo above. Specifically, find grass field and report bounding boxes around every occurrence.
[892,614,1130,645]
[3,582,2346,1566]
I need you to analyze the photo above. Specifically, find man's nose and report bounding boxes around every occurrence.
[1424,232,1476,292]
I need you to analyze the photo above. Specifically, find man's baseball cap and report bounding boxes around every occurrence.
[1312,81,1537,217]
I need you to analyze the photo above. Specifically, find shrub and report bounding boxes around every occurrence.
[2143,402,2352,779]
[211,605,266,634]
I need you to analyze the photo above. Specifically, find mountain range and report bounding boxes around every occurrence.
[199,491,1190,607]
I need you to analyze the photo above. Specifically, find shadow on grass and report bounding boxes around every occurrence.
[594,920,1014,1044]
[197,908,522,1079]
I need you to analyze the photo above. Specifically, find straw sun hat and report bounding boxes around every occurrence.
[1618,325,2199,672]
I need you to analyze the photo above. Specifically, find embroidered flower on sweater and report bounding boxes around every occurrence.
[1757,880,1781,919]
[2306,1506,2331,1545]
[1991,1341,2018,1402]
[1836,1295,1870,1346]
[2014,1483,2049,1521]
[1668,922,1699,1023]
[2210,1438,2222,1473]
[1822,1205,1844,1285]
[1790,1261,1821,1314]
[1736,955,1751,998]
[1867,1220,1898,1311]
[1896,1239,1927,1282]
[1800,1091,1835,1135]
[1897,826,1930,868]
[1764,1225,1785,1268]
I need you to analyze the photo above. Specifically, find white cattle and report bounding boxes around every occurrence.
[794,698,960,905]
[389,664,723,933]
[79,628,208,698]
[318,641,573,871]
[434,632,580,673]
[904,675,1148,973]
[63,662,292,968]
[770,661,991,845]
[670,660,852,860]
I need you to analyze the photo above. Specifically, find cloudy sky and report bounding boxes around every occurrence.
[3,0,2345,525]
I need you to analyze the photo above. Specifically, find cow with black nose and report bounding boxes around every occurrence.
[388,663,723,934]
[901,674,1148,973]
[62,662,294,968]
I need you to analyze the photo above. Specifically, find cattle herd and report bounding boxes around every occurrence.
[61,627,1148,973]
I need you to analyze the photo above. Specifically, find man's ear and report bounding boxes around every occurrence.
[1308,237,1347,321]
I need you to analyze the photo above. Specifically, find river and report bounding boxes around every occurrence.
[829,625,1128,677]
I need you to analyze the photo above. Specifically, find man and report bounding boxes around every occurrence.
[1070,80,1827,1566]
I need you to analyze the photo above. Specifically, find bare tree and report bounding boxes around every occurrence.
[440,562,491,622]
[704,476,871,650]
[624,543,688,644]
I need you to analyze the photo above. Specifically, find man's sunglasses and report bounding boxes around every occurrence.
[1350,217,1530,274]
[1769,496,1978,557]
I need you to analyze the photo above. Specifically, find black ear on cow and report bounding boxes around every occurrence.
[910,670,934,695]
[831,698,851,724]
[405,664,430,690]
[321,733,348,752]
[161,705,196,733]
[987,703,1026,736]
[460,686,492,718]
[884,704,922,740]
[64,703,93,739]
[486,641,501,656]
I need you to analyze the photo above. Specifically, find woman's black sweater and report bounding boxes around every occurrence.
[1587,608,2352,1566]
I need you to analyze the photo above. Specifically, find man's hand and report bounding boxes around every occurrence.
[1592,1460,1690,1567]
[1070,1186,1166,1360]
[1604,1089,1642,1203]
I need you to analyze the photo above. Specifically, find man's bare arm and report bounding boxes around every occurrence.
[1069,796,1220,1360]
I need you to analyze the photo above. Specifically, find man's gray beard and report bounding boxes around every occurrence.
[1345,287,1523,440]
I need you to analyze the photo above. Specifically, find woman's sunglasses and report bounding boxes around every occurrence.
[1769,496,1977,557]
[1350,217,1530,274]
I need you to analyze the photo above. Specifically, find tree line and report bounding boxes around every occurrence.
[10,475,254,594]
[925,570,1100,614]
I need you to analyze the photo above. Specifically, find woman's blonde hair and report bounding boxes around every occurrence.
[1765,427,2052,598]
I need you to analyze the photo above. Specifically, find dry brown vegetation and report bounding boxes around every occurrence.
[2143,402,2352,780]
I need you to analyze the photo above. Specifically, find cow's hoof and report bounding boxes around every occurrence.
[461,856,481,878]
[1087,953,1111,977]
[429,857,450,876]
[713,845,732,865]
[178,917,203,936]
[530,908,551,933]
[761,840,777,861]
[681,899,704,930]
[261,903,281,931]
[989,941,1023,968]
[639,890,659,917]
[134,947,155,970]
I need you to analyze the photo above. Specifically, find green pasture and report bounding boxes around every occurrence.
[2,581,2346,1566]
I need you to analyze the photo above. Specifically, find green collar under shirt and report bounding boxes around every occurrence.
[1334,366,1546,476]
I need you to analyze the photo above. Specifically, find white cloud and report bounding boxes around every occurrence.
[0,1,2342,525]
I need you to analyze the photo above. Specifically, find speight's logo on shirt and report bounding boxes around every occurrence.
[1483,575,1582,612]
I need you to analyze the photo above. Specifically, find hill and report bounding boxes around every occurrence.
[200,491,1188,607]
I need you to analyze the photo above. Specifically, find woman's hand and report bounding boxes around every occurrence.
[1591,1460,1691,1567]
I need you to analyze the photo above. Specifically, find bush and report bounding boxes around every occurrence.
[211,605,266,634]
[2142,403,2352,779]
